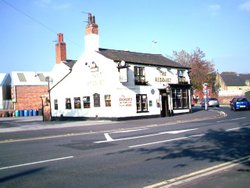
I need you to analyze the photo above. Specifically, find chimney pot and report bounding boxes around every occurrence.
[58,33,64,43]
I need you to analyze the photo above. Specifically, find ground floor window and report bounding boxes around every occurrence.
[74,97,81,109]
[83,96,90,108]
[172,88,189,109]
[54,99,58,110]
[93,93,100,107]
[65,98,72,109]
[136,94,148,112]
[105,95,111,107]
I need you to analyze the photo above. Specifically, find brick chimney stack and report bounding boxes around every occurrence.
[85,13,98,35]
[85,13,99,52]
[56,33,66,64]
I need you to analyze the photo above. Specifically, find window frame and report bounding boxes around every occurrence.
[54,99,58,110]
[93,93,100,107]
[74,97,81,109]
[172,88,189,109]
[136,94,148,113]
[134,66,147,85]
[83,96,91,108]
[104,95,111,107]
[65,98,72,109]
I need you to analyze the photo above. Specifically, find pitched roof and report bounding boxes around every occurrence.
[0,73,7,86]
[11,71,50,86]
[64,59,76,68]
[98,48,189,69]
[221,72,250,86]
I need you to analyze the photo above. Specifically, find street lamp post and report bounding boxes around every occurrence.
[203,83,208,111]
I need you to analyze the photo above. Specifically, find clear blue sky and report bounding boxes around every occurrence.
[1,0,250,73]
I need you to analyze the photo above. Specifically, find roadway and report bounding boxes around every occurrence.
[0,107,249,187]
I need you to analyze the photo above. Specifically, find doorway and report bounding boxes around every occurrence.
[159,89,170,117]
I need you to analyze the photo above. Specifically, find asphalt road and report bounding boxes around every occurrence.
[0,107,249,188]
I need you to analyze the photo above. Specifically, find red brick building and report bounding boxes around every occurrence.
[11,72,49,111]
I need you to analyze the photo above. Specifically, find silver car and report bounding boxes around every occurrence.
[201,98,220,108]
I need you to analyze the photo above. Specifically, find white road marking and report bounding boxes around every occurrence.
[160,128,198,134]
[129,134,204,148]
[226,125,250,132]
[0,156,74,171]
[226,127,241,131]
[104,133,114,141]
[144,155,250,188]
[217,117,246,123]
[112,128,148,133]
[95,128,198,144]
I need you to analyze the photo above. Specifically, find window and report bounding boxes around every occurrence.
[65,98,72,109]
[119,68,128,82]
[105,95,111,107]
[134,66,147,85]
[182,89,188,108]
[93,93,100,107]
[172,88,189,109]
[136,94,148,112]
[74,97,81,109]
[83,96,90,108]
[178,70,187,84]
[54,99,58,110]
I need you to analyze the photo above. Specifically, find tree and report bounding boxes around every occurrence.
[173,47,216,94]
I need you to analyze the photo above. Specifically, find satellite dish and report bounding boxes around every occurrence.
[120,60,126,67]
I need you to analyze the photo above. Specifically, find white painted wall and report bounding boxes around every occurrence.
[50,50,191,118]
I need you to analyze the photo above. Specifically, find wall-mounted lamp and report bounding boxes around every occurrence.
[166,85,171,94]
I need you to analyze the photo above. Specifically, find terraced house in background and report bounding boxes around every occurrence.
[216,72,250,104]
[49,14,192,120]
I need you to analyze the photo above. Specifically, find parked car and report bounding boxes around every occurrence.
[230,97,250,111]
[201,98,220,108]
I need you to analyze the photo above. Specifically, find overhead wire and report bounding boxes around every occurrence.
[0,0,82,47]
[1,0,57,34]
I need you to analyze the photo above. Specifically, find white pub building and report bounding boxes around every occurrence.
[49,14,192,120]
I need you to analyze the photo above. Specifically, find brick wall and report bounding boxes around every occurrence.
[56,33,66,64]
[12,86,48,110]
[218,96,233,105]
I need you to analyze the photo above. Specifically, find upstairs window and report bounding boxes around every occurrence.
[178,70,187,84]
[74,97,81,109]
[65,98,72,109]
[134,66,147,85]
[119,68,128,83]
[136,94,148,112]
[83,96,90,108]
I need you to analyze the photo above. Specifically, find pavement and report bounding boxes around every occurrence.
[0,107,226,133]
[167,157,250,188]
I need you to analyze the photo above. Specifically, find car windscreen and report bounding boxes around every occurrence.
[237,98,248,102]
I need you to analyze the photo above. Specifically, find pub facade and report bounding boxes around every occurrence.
[50,14,192,120]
